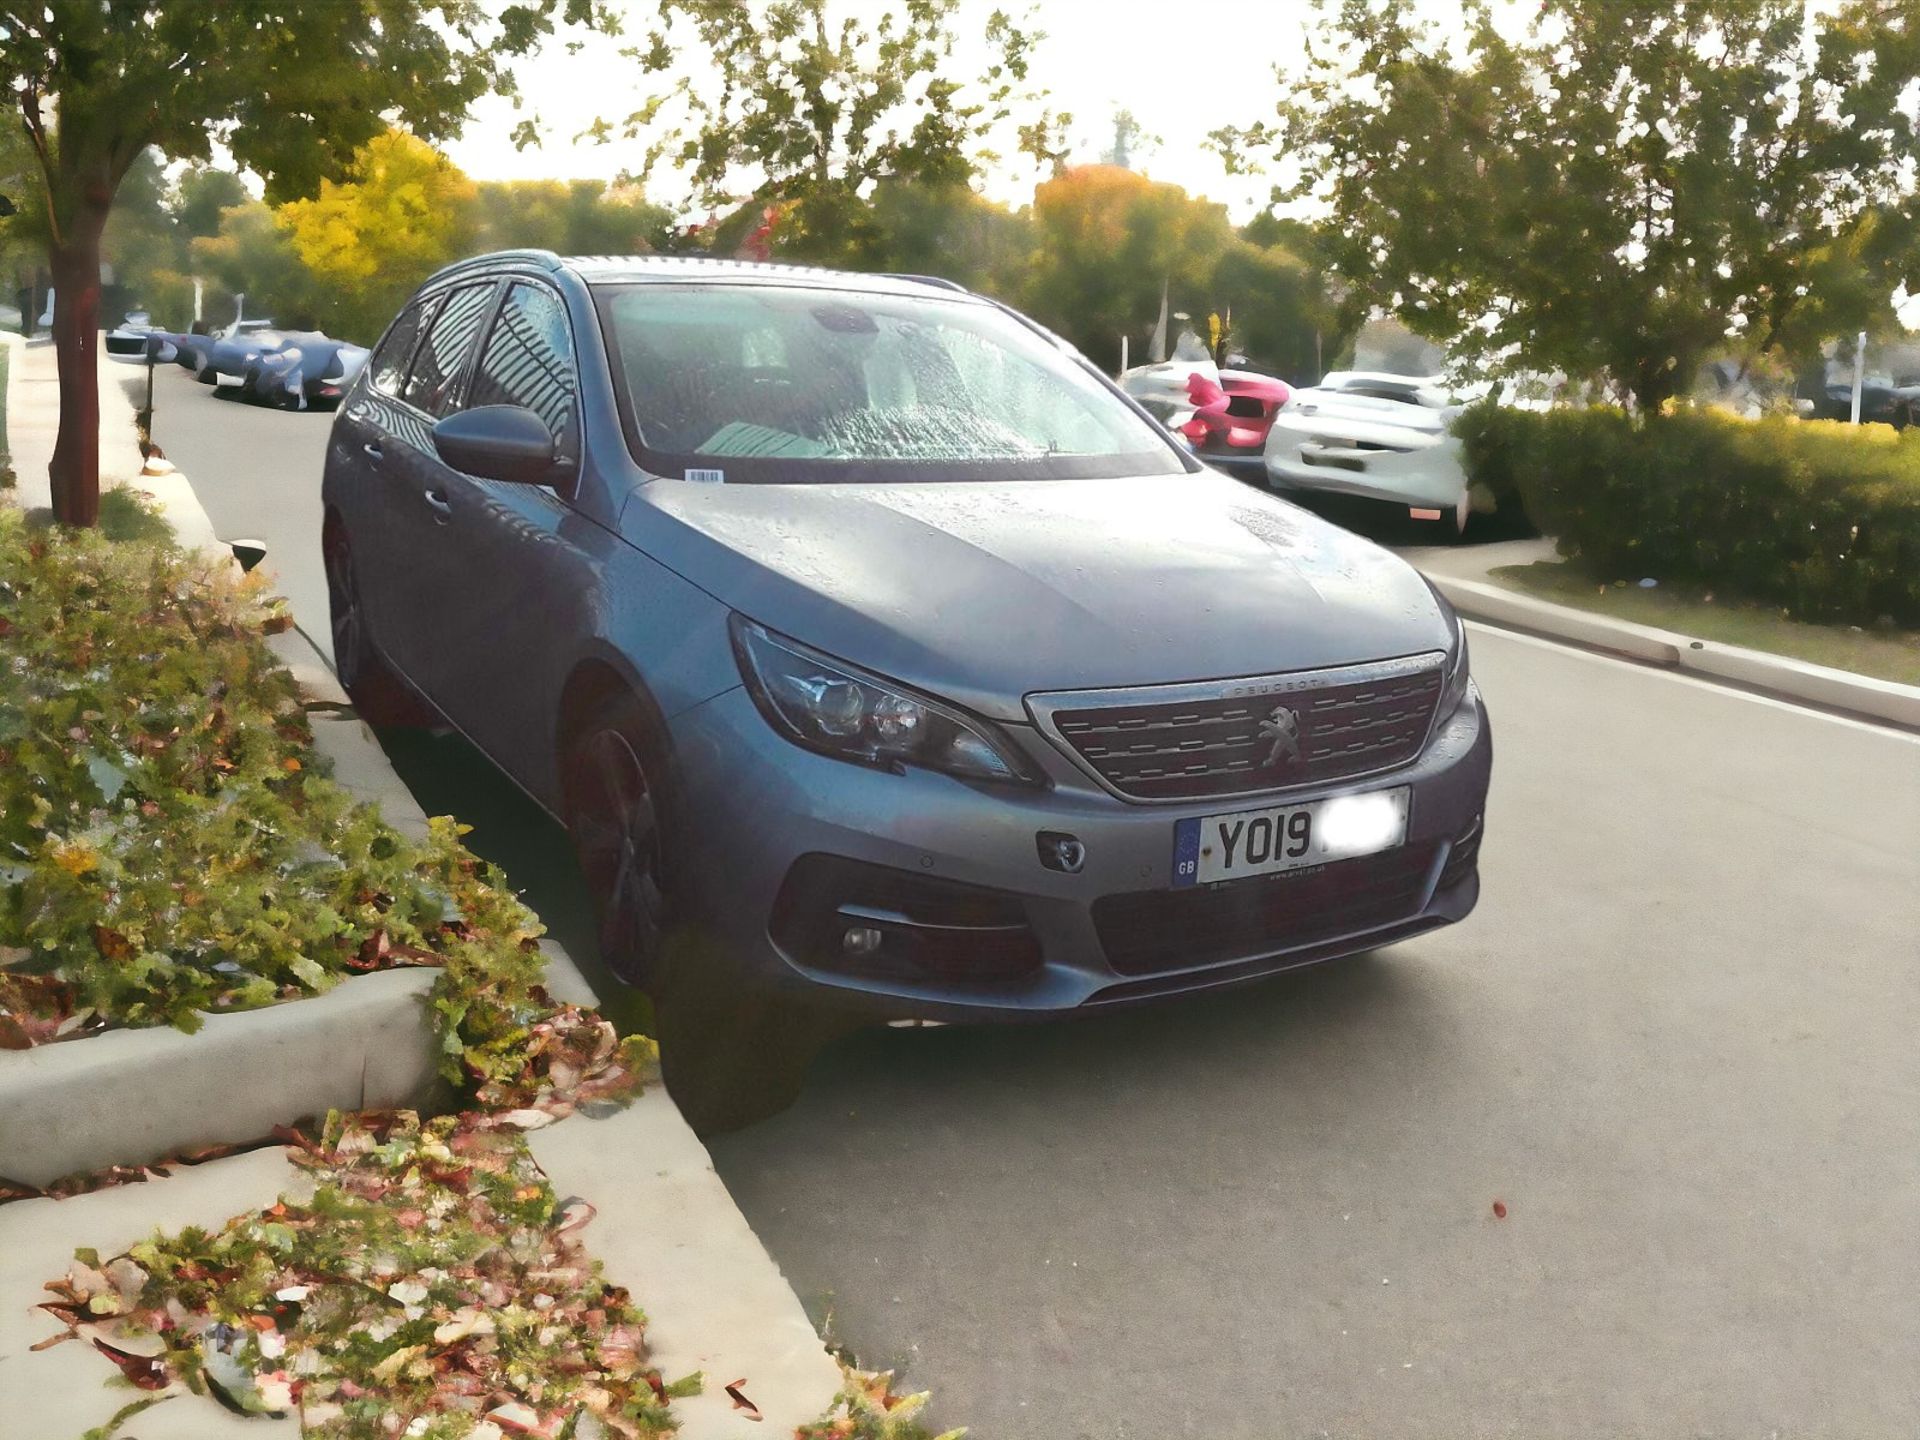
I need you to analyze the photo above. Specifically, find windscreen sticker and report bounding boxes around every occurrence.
[684,467,726,484]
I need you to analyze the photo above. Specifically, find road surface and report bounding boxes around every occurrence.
[160,366,1920,1437]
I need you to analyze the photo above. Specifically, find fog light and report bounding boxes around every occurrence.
[842,925,883,956]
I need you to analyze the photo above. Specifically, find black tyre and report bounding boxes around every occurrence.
[563,697,672,991]
[562,690,835,1134]
[322,521,430,727]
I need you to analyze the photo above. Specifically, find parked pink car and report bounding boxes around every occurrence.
[1178,369,1292,483]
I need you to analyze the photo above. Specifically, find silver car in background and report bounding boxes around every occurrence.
[1264,371,1473,533]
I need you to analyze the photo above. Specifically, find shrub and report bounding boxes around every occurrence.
[0,502,648,1111]
[1457,406,1920,626]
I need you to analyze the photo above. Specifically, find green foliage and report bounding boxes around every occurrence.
[473,177,674,257]
[278,131,480,342]
[188,199,320,328]
[1457,406,1920,625]
[39,1111,686,1440]
[799,1369,966,1440]
[0,342,11,487]
[171,165,251,241]
[0,502,651,1111]
[1218,0,1920,409]
[176,141,677,343]
[613,0,1044,218]
[0,1,617,524]
[1013,165,1352,379]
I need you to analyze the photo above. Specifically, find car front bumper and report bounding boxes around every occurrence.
[662,679,1492,1022]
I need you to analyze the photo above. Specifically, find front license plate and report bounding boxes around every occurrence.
[1172,787,1411,888]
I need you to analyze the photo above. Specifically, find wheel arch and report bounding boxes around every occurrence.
[554,652,678,823]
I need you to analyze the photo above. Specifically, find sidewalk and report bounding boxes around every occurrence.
[0,362,847,1437]
[4,337,219,551]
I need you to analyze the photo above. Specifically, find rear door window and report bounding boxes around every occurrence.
[402,283,496,417]
[467,282,577,454]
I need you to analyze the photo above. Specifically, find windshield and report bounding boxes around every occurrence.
[593,282,1187,483]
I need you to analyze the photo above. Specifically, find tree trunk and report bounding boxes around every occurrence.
[48,217,107,528]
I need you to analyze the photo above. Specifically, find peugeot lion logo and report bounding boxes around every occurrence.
[1260,705,1303,769]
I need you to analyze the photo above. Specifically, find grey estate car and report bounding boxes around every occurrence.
[320,251,1491,1129]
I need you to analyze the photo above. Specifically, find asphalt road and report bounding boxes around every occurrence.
[160,368,1920,1438]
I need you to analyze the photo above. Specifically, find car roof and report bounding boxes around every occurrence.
[420,248,980,303]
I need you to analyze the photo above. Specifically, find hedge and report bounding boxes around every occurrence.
[1452,404,1920,627]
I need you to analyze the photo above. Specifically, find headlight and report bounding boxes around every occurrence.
[730,617,1039,785]
[1439,604,1471,718]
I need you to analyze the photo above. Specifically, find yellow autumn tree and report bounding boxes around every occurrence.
[1020,166,1235,374]
[278,130,479,342]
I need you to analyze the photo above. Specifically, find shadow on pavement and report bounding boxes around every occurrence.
[368,725,654,1038]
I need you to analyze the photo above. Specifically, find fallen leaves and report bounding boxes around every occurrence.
[41,1111,693,1440]
[725,1377,763,1421]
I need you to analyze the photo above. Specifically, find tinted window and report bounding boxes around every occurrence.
[468,283,576,448]
[402,283,495,416]
[594,283,1186,484]
[370,300,434,396]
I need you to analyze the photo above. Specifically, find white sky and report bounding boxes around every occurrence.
[443,0,1372,220]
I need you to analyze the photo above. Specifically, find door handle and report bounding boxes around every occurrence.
[423,488,452,521]
[362,441,384,463]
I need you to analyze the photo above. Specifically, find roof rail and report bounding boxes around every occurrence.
[423,248,566,284]
[881,273,970,294]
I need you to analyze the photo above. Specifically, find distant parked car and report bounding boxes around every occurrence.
[1893,382,1920,430]
[321,252,1491,1131]
[240,334,370,409]
[104,310,167,359]
[1801,361,1901,425]
[1263,370,1475,535]
[1118,358,1291,484]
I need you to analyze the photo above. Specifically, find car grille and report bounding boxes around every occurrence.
[1034,656,1445,802]
[1092,843,1439,976]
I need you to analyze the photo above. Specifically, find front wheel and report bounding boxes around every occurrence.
[563,692,837,1133]
[564,704,671,991]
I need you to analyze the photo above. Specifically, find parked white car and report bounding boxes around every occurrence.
[1263,371,1472,534]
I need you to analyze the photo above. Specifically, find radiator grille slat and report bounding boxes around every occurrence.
[1042,659,1445,801]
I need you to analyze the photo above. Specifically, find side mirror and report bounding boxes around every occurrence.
[432,405,561,485]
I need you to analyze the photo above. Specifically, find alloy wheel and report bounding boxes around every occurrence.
[569,727,667,985]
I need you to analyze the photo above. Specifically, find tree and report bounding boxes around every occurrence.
[0,2,608,527]
[173,164,250,241]
[278,131,478,343]
[1100,108,1155,170]
[1021,166,1234,373]
[472,177,672,257]
[604,0,1042,260]
[190,200,320,332]
[1213,0,1920,411]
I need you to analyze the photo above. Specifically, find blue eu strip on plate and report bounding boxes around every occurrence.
[1172,817,1203,889]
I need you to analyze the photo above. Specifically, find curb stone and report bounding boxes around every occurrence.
[1430,574,1920,732]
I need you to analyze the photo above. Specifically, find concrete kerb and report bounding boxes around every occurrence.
[1431,573,1920,732]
